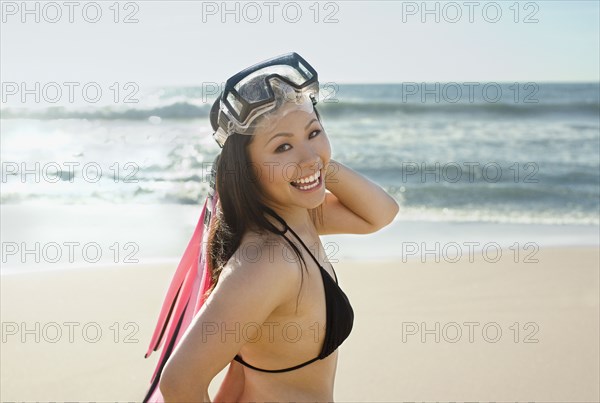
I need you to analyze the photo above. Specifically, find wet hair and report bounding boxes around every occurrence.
[205,88,325,313]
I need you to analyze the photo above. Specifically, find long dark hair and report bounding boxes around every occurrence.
[204,95,325,313]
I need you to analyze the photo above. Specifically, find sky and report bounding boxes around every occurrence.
[1,0,599,86]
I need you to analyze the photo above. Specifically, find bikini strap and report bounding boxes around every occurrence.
[283,224,320,267]
[283,223,338,284]
[234,354,319,373]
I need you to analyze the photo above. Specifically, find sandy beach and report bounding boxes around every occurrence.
[1,246,598,402]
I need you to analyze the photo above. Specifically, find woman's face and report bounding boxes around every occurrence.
[247,104,331,214]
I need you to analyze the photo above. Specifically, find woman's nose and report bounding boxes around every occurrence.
[298,152,321,172]
[295,141,321,172]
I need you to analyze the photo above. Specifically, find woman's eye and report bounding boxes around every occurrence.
[275,130,321,153]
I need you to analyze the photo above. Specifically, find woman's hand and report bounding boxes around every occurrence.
[212,359,245,402]
[316,158,399,235]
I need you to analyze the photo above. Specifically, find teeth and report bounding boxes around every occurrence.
[296,180,320,190]
[293,170,320,185]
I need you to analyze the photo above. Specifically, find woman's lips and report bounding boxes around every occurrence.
[290,170,323,192]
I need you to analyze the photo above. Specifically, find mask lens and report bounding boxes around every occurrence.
[297,61,313,81]
[234,64,311,103]
[226,91,244,115]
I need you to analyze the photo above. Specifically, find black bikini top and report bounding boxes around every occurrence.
[233,222,354,373]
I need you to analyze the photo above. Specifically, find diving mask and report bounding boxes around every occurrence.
[212,52,319,148]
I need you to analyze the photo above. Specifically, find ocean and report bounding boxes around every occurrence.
[1,82,599,226]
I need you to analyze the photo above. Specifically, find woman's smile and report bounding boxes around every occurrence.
[290,169,323,192]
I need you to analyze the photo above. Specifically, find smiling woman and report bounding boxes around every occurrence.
[143,52,399,403]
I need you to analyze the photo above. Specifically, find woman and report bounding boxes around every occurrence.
[158,52,399,402]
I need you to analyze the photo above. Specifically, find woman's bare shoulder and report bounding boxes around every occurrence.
[220,230,301,295]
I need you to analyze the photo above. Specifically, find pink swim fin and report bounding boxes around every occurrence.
[142,166,219,402]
